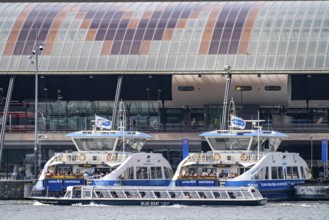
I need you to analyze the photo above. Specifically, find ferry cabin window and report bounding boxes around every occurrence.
[208,137,251,151]
[97,190,111,198]
[292,167,299,179]
[74,138,115,151]
[82,190,92,199]
[159,191,170,198]
[164,167,173,179]
[300,167,305,179]
[286,167,293,179]
[136,166,149,179]
[144,191,156,198]
[265,167,269,179]
[118,139,146,152]
[122,167,134,179]
[278,167,284,179]
[252,168,265,180]
[271,167,278,179]
[269,138,282,152]
[150,167,162,179]
[242,191,253,199]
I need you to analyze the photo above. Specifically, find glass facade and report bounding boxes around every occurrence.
[1,2,329,73]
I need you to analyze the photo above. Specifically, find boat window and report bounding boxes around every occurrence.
[228,192,236,199]
[250,138,267,151]
[114,190,126,198]
[159,191,170,198]
[143,191,155,198]
[82,190,92,199]
[213,192,220,199]
[164,167,173,179]
[123,167,134,179]
[271,167,278,179]
[286,167,293,179]
[269,138,282,152]
[265,167,269,179]
[65,191,72,198]
[292,166,299,179]
[150,167,162,179]
[74,138,116,151]
[96,190,111,198]
[72,188,81,198]
[300,166,305,179]
[208,137,251,151]
[110,191,118,198]
[183,191,198,199]
[174,191,184,199]
[204,191,214,199]
[253,168,263,180]
[136,166,149,179]
[125,191,139,198]
[118,139,145,152]
[242,191,253,199]
[278,167,284,179]
[220,191,229,199]
[251,189,262,198]
[233,191,243,199]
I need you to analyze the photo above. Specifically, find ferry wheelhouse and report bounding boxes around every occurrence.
[32,103,173,197]
[170,117,311,200]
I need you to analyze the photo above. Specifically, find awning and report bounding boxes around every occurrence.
[238,161,256,167]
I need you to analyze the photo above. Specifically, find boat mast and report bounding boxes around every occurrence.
[221,65,232,131]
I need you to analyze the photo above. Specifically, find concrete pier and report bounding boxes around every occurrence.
[0,180,33,200]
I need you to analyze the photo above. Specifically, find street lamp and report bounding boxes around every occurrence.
[221,65,231,130]
[37,134,47,169]
[157,89,161,131]
[310,135,313,172]
[146,88,150,126]
[28,25,44,179]
[44,88,48,130]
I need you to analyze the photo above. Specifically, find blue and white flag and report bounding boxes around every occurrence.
[230,115,246,129]
[95,115,112,130]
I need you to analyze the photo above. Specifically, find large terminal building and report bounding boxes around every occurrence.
[0,1,329,177]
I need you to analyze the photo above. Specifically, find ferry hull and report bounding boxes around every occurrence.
[32,198,267,206]
[224,179,305,200]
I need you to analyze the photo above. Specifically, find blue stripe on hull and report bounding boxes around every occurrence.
[91,179,171,186]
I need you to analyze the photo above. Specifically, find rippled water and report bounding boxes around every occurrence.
[0,200,328,220]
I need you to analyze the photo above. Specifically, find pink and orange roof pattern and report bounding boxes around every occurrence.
[3,2,261,57]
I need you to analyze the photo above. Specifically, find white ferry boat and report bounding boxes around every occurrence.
[32,102,173,197]
[170,115,312,200]
[32,185,267,206]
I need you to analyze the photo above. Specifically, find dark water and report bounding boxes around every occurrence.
[0,200,328,220]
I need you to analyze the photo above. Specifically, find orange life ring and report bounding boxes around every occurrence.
[240,153,249,161]
[214,153,221,161]
[78,153,86,162]
[106,153,112,161]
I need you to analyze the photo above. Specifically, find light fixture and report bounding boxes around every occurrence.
[223,65,231,71]
[148,75,152,79]
[307,74,312,78]
[28,24,45,179]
